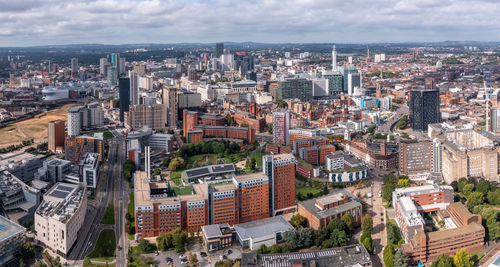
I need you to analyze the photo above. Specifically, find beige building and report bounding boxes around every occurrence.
[35,183,87,258]
[433,128,500,184]
[125,104,167,130]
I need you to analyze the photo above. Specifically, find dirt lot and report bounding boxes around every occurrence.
[0,104,77,149]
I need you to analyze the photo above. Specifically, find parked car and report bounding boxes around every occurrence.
[200,252,207,257]
[166,257,174,262]
[180,259,188,265]
[155,250,159,256]
[227,249,232,255]
[179,254,186,259]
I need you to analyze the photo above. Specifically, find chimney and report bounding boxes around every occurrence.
[380,143,387,156]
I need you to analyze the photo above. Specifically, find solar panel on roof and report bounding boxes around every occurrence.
[57,185,73,192]
[49,190,70,198]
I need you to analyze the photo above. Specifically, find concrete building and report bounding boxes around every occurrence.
[201,223,233,253]
[288,128,320,147]
[272,110,290,146]
[48,120,65,152]
[107,67,118,87]
[0,170,41,223]
[129,71,140,105]
[119,76,131,122]
[263,154,296,216]
[35,182,87,258]
[0,152,45,183]
[277,79,313,101]
[126,127,174,167]
[67,107,81,137]
[124,104,167,130]
[398,140,433,178]
[79,153,100,189]
[162,86,177,128]
[233,216,293,250]
[298,191,363,229]
[34,158,74,184]
[298,145,335,166]
[344,140,398,169]
[233,173,269,223]
[181,164,235,184]
[64,133,104,164]
[70,58,78,73]
[67,104,104,137]
[242,244,372,267]
[0,215,27,265]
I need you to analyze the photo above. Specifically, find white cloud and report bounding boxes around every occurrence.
[0,0,498,46]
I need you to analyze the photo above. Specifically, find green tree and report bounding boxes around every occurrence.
[453,248,473,267]
[362,214,373,233]
[83,258,94,267]
[257,244,268,254]
[21,242,35,259]
[290,214,307,228]
[382,184,395,203]
[329,229,348,247]
[246,157,256,171]
[462,184,475,198]
[487,188,500,205]
[383,244,395,267]
[327,218,346,233]
[188,253,199,266]
[387,223,402,245]
[430,254,454,267]
[457,177,469,193]
[267,123,273,134]
[276,100,288,108]
[466,191,484,210]
[168,157,185,171]
[323,184,329,195]
[362,234,374,253]
[397,179,410,188]
[171,228,188,252]
[269,244,282,254]
[314,227,329,247]
[393,249,409,267]
[137,238,156,253]
[476,179,490,195]
[342,213,355,233]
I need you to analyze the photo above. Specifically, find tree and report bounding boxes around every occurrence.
[188,253,199,266]
[21,242,35,259]
[458,177,469,193]
[383,244,395,267]
[476,179,490,195]
[327,218,346,233]
[138,238,156,253]
[329,229,348,247]
[362,234,374,253]
[171,228,188,252]
[487,188,500,205]
[394,249,409,267]
[276,100,288,108]
[453,248,473,267]
[387,223,402,245]
[232,261,241,267]
[257,244,268,254]
[466,191,484,210]
[342,213,355,233]
[83,258,94,267]
[314,227,329,247]
[430,254,454,267]
[246,158,256,171]
[153,168,161,175]
[267,123,273,134]
[397,179,410,188]
[462,184,475,197]
[362,214,373,233]
[290,214,307,228]
[168,157,185,171]
[382,184,395,204]
[269,244,282,254]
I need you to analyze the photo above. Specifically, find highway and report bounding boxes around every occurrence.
[114,134,127,267]
[378,104,409,134]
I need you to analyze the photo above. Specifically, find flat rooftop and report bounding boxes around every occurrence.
[36,182,85,223]
[233,172,268,182]
[316,193,346,206]
[300,193,362,220]
[0,215,25,243]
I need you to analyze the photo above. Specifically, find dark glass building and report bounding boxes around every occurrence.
[277,79,313,101]
[410,89,440,132]
[119,77,131,122]
[215,43,224,58]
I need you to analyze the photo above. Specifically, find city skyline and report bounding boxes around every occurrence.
[0,0,499,46]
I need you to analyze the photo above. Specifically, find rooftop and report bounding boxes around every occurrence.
[233,172,268,182]
[36,182,85,223]
[299,192,362,220]
[0,215,25,243]
[234,216,293,241]
[183,163,235,179]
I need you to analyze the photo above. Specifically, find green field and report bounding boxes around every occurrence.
[187,154,217,165]
[296,187,323,197]
[128,193,134,216]
[249,149,266,167]
[173,186,193,196]
[87,130,114,139]
[170,171,182,185]
[88,229,116,259]
[101,201,115,225]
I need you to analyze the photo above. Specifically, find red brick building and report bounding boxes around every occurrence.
[263,154,296,216]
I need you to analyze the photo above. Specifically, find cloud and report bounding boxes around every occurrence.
[0,0,498,46]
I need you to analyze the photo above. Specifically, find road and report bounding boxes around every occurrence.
[114,134,127,267]
[378,104,409,134]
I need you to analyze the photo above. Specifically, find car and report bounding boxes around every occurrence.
[227,249,232,255]
[116,245,121,251]
[223,255,228,260]
[380,212,383,216]
[155,250,159,256]
[180,259,188,265]
[179,254,187,259]
[166,257,174,262]
[200,252,207,257]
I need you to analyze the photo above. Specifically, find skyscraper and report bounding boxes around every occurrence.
[110,53,120,68]
[215,43,224,58]
[48,120,65,152]
[332,45,337,71]
[340,66,360,95]
[272,110,290,145]
[107,67,118,86]
[129,70,139,105]
[410,88,440,132]
[162,86,177,128]
[67,107,81,137]
[263,154,296,216]
[70,58,78,73]
[277,79,313,101]
[99,58,108,75]
[119,77,131,122]
[492,109,500,132]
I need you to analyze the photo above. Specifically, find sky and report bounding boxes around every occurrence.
[0,0,499,46]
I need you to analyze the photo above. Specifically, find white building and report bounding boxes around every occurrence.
[79,153,100,189]
[0,215,26,265]
[234,216,293,250]
[129,70,140,105]
[313,78,329,97]
[42,87,69,101]
[67,104,104,137]
[0,152,45,183]
[220,54,234,71]
[35,182,87,258]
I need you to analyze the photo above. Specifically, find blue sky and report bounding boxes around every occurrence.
[0,0,499,46]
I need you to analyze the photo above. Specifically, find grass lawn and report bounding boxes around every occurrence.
[249,150,266,167]
[87,130,114,139]
[88,229,116,259]
[101,201,115,225]
[128,193,134,217]
[173,186,193,196]
[296,187,323,197]
[187,154,217,165]
[170,171,182,185]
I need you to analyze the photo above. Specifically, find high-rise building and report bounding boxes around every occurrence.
[340,66,359,94]
[220,54,234,71]
[410,89,440,132]
[277,79,313,101]
[332,45,337,71]
[65,133,104,164]
[272,110,290,145]
[124,104,167,130]
[70,58,78,73]
[119,57,126,74]
[107,67,118,86]
[110,53,120,68]
[129,71,139,105]
[215,43,224,58]
[99,58,108,75]
[322,73,343,95]
[67,107,81,137]
[67,104,104,137]
[347,73,361,95]
[492,109,500,132]
[48,120,65,152]
[119,77,131,122]
[398,140,433,177]
[263,154,296,216]
[162,86,177,128]
[133,64,146,75]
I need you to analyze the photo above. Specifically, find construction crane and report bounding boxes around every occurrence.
[351,179,364,194]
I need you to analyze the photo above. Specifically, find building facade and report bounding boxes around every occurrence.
[272,110,290,146]
[48,120,65,152]
[263,154,296,216]
[410,89,440,132]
